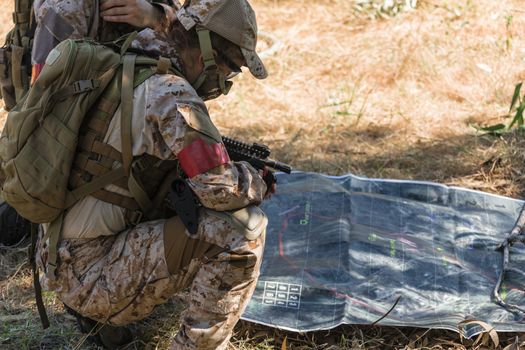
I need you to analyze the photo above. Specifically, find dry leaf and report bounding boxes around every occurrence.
[503,335,520,350]
[281,336,287,350]
[458,320,500,348]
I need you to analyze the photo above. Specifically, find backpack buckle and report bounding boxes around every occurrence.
[156,57,171,74]
[73,80,99,93]
[132,159,147,172]
[127,210,143,226]
[12,12,29,24]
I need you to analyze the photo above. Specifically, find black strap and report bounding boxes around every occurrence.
[29,223,50,329]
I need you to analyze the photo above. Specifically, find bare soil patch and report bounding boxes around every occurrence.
[2,0,525,348]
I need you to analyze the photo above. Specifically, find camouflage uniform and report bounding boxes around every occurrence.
[32,0,177,65]
[37,23,268,350]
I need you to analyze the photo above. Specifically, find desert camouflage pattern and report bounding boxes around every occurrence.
[131,28,181,60]
[37,210,265,350]
[176,0,227,29]
[37,29,268,349]
[59,70,267,240]
[176,0,268,79]
[32,0,177,64]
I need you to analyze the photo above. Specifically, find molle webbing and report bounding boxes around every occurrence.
[12,0,33,92]
[69,66,155,213]
[69,62,181,223]
[0,0,34,109]
[13,0,33,33]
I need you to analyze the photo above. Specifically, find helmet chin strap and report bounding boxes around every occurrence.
[191,27,232,100]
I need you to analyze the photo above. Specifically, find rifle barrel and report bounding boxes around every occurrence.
[263,159,292,174]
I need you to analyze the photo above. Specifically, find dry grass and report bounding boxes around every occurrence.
[2,0,525,348]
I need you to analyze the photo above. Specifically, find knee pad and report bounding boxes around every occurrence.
[204,205,267,241]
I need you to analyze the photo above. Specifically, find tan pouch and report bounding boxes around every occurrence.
[163,215,224,275]
[0,46,16,110]
[10,45,25,90]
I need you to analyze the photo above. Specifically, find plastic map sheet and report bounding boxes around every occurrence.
[241,172,525,336]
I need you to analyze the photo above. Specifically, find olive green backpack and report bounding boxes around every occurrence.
[0,34,178,223]
[2,37,125,223]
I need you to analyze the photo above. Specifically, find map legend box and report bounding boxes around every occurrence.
[262,281,302,309]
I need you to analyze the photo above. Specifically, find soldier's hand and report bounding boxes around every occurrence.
[259,167,277,199]
[100,0,163,29]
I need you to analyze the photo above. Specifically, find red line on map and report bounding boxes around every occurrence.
[279,218,288,257]
[277,215,399,318]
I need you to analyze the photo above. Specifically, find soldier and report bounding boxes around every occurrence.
[35,0,273,349]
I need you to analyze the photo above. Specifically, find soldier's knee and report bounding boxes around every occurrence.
[163,205,267,274]
[204,205,268,242]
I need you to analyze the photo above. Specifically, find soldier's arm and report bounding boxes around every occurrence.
[32,0,177,79]
[179,129,268,211]
[145,76,268,211]
[99,0,178,32]
[32,0,95,68]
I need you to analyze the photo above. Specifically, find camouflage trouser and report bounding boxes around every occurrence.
[37,208,266,350]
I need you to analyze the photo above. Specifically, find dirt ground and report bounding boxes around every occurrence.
[2,0,525,349]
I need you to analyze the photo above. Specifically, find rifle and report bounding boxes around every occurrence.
[169,136,291,235]
[222,136,292,174]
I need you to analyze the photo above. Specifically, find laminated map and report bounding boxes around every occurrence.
[242,172,525,337]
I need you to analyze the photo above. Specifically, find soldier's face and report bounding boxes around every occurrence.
[182,45,247,100]
[216,46,246,78]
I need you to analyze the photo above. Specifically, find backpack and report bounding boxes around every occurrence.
[1,37,126,223]
[0,33,183,223]
[0,0,35,110]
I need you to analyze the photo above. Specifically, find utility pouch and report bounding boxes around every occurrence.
[0,0,35,111]
[0,45,16,110]
[11,44,27,90]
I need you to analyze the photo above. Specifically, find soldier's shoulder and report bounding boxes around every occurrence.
[148,74,202,104]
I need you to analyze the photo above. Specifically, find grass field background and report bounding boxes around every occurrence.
[2,0,525,348]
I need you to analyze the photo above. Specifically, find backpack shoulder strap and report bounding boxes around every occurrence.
[122,55,166,220]
[64,55,155,209]
[47,53,155,281]
[121,53,136,175]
